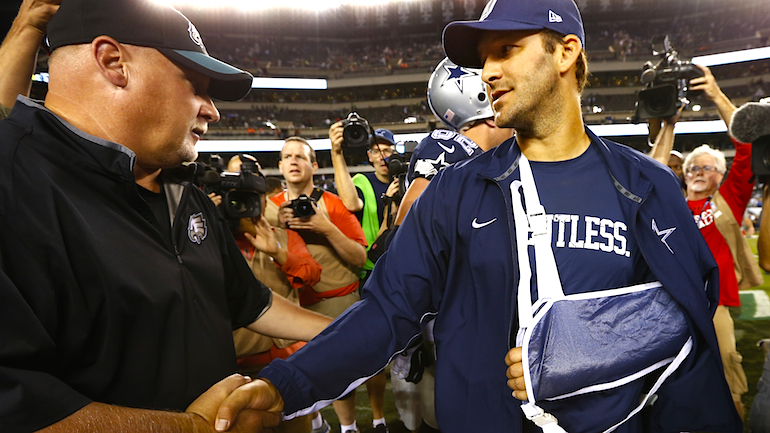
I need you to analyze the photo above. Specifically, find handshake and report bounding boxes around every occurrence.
[186,374,284,433]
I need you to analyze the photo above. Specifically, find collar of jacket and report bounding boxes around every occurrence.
[12,96,137,183]
[477,127,655,207]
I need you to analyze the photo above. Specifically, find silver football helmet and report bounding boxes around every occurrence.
[427,57,494,131]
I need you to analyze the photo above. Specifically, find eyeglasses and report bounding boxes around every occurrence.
[686,165,719,174]
[369,147,394,157]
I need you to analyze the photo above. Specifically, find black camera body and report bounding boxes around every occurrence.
[340,112,373,149]
[197,155,266,220]
[632,36,703,122]
[387,140,418,179]
[384,140,418,204]
[290,194,316,219]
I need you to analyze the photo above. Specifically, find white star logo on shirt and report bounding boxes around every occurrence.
[413,153,448,178]
[652,219,676,254]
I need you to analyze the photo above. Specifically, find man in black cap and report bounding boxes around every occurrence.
[210,0,740,432]
[0,0,331,432]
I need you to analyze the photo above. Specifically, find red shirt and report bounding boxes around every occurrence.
[686,139,754,306]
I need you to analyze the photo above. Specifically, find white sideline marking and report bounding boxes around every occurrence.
[742,290,770,318]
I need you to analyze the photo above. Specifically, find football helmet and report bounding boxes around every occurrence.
[427,57,494,131]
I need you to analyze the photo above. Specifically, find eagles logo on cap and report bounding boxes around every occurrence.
[188,21,203,48]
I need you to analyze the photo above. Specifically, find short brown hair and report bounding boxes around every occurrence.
[281,136,317,163]
[541,29,589,93]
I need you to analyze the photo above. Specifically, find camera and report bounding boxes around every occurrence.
[196,154,266,220]
[632,36,704,122]
[387,140,418,179]
[290,194,316,219]
[384,140,419,204]
[340,112,373,149]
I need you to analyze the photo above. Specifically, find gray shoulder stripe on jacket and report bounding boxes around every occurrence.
[494,159,519,182]
[610,172,643,203]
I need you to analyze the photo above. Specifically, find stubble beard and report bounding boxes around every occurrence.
[493,64,560,135]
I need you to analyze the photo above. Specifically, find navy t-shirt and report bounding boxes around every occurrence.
[529,144,653,295]
[355,171,390,226]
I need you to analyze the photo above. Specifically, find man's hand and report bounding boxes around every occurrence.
[689,64,721,101]
[16,0,61,35]
[329,122,345,155]
[214,379,285,432]
[208,192,222,207]
[245,216,279,256]
[186,374,281,433]
[505,347,528,401]
[282,202,334,235]
[690,64,736,127]
[384,178,400,199]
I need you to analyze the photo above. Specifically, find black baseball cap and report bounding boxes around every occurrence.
[46,0,253,101]
[443,0,585,69]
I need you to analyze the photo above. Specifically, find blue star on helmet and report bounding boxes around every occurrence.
[442,64,479,93]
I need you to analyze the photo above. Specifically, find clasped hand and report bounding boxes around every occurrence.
[186,374,284,432]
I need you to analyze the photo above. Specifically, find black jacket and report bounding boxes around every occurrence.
[0,98,272,432]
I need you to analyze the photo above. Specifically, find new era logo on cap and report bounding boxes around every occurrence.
[549,10,563,23]
[480,0,497,21]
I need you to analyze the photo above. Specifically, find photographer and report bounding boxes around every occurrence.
[269,136,367,433]
[215,155,324,433]
[651,64,762,419]
[328,123,398,433]
[330,122,399,279]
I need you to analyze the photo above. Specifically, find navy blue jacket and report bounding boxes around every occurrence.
[261,129,741,432]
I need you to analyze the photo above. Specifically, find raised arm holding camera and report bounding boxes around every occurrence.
[641,52,765,420]
[330,118,400,274]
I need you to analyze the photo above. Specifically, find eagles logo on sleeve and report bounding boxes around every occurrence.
[188,212,208,244]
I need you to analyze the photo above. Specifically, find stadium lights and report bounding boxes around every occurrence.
[251,77,327,90]
[692,46,770,67]
[155,0,409,12]
[198,121,728,152]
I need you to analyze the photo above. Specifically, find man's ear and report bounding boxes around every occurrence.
[556,34,582,75]
[312,161,319,174]
[91,36,128,88]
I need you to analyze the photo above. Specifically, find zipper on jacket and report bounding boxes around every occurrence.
[486,175,520,350]
[174,246,183,265]
[169,181,193,261]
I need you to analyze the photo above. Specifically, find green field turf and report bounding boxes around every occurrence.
[320,238,770,432]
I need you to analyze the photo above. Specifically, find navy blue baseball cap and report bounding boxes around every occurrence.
[374,128,396,146]
[443,0,585,69]
[46,0,253,101]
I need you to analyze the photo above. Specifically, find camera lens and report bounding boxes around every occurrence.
[224,191,261,219]
[295,203,313,218]
[343,124,370,148]
[640,84,678,119]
